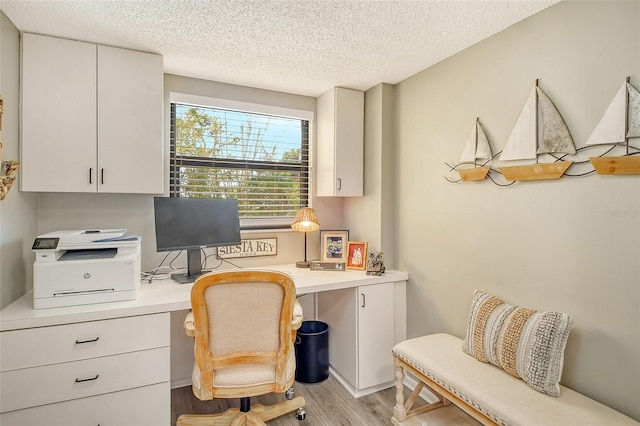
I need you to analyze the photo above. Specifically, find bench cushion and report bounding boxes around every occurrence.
[393,334,639,426]
[462,289,573,397]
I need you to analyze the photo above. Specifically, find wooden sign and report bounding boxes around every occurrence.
[218,238,277,259]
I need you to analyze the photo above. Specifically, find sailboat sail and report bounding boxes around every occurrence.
[537,88,576,155]
[586,82,628,145]
[500,84,575,161]
[456,118,493,182]
[587,80,640,146]
[626,82,640,137]
[499,85,538,161]
[460,119,492,163]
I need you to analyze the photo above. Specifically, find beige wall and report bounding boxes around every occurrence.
[393,1,639,420]
[345,83,397,267]
[0,12,38,309]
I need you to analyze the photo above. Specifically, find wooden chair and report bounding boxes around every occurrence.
[177,270,306,426]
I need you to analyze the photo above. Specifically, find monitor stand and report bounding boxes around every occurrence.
[171,248,203,284]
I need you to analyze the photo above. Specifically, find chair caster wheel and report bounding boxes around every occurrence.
[296,407,306,420]
[285,388,295,400]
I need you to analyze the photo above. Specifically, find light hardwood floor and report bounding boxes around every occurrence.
[172,375,480,425]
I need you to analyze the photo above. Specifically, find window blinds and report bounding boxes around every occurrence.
[170,102,310,229]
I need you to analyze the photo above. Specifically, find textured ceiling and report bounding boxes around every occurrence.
[1,0,559,97]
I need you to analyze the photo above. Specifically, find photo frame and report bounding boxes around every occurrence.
[346,241,368,270]
[320,230,349,262]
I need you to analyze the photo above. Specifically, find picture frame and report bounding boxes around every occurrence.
[346,241,368,270]
[320,230,349,262]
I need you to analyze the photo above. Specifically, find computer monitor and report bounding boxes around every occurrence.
[153,197,241,283]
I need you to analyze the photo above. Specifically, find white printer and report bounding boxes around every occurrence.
[32,229,141,309]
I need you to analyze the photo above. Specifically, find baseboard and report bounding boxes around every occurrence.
[328,366,395,398]
[171,377,193,389]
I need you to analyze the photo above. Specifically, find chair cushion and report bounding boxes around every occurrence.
[462,289,573,396]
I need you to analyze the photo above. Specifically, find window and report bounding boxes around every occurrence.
[169,95,311,230]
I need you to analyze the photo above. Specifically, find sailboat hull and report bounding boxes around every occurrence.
[589,156,640,175]
[499,161,572,181]
[458,166,490,181]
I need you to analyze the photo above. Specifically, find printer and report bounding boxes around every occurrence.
[32,229,141,309]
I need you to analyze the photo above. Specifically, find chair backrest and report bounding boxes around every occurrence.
[189,270,297,398]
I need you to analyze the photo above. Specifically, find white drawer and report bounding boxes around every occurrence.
[0,313,169,371]
[0,382,170,426]
[0,346,170,413]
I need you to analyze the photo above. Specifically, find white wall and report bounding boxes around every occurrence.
[0,12,38,309]
[393,1,639,419]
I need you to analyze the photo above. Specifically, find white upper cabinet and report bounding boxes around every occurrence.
[97,45,163,193]
[21,34,97,192]
[316,87,364,197]
[20,33,164,193]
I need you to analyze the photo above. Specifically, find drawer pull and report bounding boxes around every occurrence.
[75,337,100,344]
[75,374,99,383]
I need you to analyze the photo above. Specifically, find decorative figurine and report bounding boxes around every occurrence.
[0,94,21,201]
[366,252,385,276]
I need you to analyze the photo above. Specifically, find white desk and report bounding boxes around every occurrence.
[0,266,408,426]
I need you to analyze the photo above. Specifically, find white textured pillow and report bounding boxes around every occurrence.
[462,289,573,397]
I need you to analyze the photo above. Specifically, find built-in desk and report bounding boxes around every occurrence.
[0,266,408,426]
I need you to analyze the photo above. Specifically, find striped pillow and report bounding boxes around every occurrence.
[462,289,573,397]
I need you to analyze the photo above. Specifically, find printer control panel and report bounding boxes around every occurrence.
[32,237,59,250]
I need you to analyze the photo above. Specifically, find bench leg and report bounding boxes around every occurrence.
[393,356,408,422]
[393,355,452,423]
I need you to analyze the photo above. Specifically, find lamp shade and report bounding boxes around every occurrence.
[291,207,320,232]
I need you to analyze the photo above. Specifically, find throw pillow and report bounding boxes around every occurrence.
[462,289,573,397]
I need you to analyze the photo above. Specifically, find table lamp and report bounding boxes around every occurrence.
[291,207,320,268]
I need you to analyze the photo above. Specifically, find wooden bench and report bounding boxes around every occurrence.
[392,333,639,426]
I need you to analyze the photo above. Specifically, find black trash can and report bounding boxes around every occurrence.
[294,320,329,384]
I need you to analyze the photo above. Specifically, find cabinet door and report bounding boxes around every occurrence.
[316,287,357,387]
[316,87,364,197]
[358,282,395,389]
[21,33,97,192]
[316,88,337,196]
[97,46,164,193]
[333,88,364,196]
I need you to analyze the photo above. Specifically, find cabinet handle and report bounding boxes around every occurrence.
[75,374,99,383]
[337,178,342,191]
[361,293,366,308]
[101,168,105,184]
[75,337,99,344]
[89,168,93,184]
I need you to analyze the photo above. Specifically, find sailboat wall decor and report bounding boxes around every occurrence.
[586,77,640,175]
[457,118,493,181]
[498,80,576,181]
